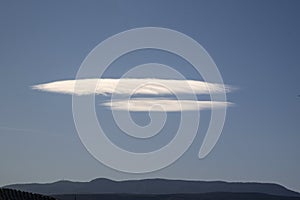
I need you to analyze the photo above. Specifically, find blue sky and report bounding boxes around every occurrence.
[0,0,300,192]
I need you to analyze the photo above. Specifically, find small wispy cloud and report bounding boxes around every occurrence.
[0,125,61,136]
[32,78,234,111]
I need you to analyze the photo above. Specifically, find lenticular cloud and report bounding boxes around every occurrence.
[32,78,234,111]
[101,99,232,112]
[32,78,233,96]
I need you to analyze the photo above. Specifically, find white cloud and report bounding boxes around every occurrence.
[32,78,234,111]
[101,99,232,112]
[32,78,234,96]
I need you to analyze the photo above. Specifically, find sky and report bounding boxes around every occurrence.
[0,0,300,192]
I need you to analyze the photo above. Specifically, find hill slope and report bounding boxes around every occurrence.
[0,188,56,200]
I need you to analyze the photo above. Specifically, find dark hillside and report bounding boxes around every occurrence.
[0,188,56,200]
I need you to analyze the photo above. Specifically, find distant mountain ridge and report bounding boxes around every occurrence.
[54,193,300,200]
[5,178,300,197]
